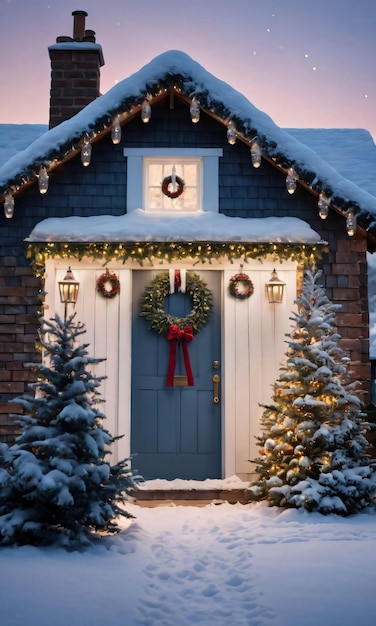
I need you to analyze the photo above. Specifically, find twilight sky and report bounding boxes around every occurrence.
[0,0,375,141]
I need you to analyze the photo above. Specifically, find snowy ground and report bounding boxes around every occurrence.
[1,500,375,626]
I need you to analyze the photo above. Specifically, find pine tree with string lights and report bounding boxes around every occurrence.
[249,270,376,515]
[0,314,137,547]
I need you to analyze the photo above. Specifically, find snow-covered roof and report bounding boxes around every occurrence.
[1,50,376,233]
[0,124,47,168]
[287,128,376,199]
[26,209,322,244]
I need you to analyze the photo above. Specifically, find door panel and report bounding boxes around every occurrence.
[131,270,221,479]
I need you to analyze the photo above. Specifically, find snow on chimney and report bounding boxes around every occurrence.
[48,10,105,129]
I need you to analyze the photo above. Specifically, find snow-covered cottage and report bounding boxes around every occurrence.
[1,11,376,480]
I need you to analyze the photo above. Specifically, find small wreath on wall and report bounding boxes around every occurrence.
[97,269,120,298]
[140,271,212,335]
[229,272,254,299]
[161,175,185,199]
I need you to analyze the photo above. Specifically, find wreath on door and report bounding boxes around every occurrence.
[140,271,213,386]
[140,271,213,335]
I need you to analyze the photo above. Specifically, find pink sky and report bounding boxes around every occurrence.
[0,0,375,141]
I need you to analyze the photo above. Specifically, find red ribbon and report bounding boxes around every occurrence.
[166,324,194,386]
[174,270,181,289]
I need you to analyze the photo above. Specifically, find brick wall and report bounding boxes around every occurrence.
[0,256,41,441]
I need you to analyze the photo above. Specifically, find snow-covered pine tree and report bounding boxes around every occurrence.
[0,314,137,547]
[249,270,376,515]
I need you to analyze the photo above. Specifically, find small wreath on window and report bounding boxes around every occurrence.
[161,175,185,199]
[97,270,120,298]
[229,272,254,299]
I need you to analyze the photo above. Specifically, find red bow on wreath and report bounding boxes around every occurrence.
[166,324,194,386]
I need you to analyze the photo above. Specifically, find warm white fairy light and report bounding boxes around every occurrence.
[250,141,262,168]
[190,100,200,123]
[346,209,357,236]
[4,192,14,218]
[81,137,92,167]
[38,167,49,194]
[141,100,151,123]
[227,121,237,145]
[111,116,122,144]
[286,167,298,194]
[318,192,330,219]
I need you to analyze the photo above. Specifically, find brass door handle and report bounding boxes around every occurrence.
[213,374,220,404]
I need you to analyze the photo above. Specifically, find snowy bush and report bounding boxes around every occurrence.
[249,270,376,515]
[0,315,138,547]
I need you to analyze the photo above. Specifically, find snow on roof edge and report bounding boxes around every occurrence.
[26,211,322,244]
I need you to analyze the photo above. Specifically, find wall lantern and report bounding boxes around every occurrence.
[265,269,286,304]
[58,267,79,321]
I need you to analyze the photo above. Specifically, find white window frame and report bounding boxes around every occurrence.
[123,148,223,213]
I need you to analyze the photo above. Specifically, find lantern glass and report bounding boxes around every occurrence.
[58,268,79,305]
[266,269,286,304]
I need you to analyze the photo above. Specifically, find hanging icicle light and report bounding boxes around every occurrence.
[38,166,49,194]
[111,116,122,144]
[286,167,298,194]
[318,192,330,219]
[3,192,14,218]
[141,99,151,123]
[81,136,92,167]
[190,100,200,123]
[250,142,262,168]
[346,209,357,236]
[227,121,237,145]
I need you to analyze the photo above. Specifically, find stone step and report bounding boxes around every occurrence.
[128,487,248,507]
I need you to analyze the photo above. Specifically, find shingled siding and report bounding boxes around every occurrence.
[0,96,370,439]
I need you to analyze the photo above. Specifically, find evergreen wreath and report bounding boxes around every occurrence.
[140,271,213,335]
[161,175,185,199]
[229,272,254,299]
[97,270,120,298]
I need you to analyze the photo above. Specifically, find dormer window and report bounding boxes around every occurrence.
[123,148,223,214]
[145,157,201,212]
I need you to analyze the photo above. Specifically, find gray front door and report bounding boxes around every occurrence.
[131,270,221,480]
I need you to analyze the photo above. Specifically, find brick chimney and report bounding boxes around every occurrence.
[48,10,105,128]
